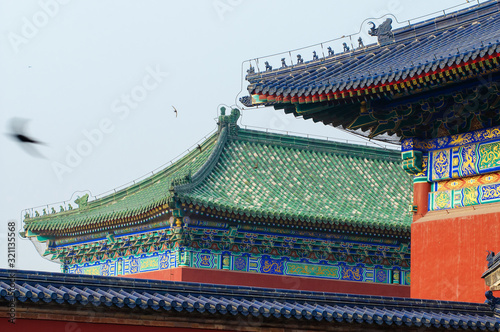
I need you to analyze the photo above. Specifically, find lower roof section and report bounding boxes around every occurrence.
[1,269,499,330]
[23,110,413,239]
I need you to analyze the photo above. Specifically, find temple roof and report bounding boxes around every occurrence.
[242,1,500,141]
[23,110,412,238]
[1,269,499,330]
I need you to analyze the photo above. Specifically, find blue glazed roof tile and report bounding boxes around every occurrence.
[244,1,500,105]
[1,268,499,330]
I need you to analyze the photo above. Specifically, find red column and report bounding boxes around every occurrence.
[413,182,431,222]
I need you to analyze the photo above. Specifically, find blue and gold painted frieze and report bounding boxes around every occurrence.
[67,251,177,276]
[401,125,500,211]
[401,125,500,152]
[65,248,409,286]
[427,140,500,182]
[429,182,500,211]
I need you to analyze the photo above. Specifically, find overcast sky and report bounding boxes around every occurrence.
[0,0,476,272]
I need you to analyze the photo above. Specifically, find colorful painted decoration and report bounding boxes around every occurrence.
[66,248,409,286]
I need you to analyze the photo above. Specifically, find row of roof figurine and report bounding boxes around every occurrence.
[28,205,74,218]
[248,37,366,74]
[24,194,89,219]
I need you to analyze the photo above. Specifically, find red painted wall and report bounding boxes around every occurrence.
[411,207,500,303]
[124,267,410,298]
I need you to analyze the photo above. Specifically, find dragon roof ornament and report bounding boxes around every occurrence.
[368,18,395,46]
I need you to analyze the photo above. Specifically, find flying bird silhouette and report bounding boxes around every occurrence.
[7,117,46,158]
[172,106,178,117]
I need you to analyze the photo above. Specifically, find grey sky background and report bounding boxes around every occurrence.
[0,0,475,272]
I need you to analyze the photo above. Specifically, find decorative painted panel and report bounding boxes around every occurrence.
[341,265,364,281]
[430,149,451,181]
[428,139,500,182]
[248,257,260,272]
[260,258,284,275]
[478,141,500,172]
[392,269,401,284]
[364,267,375,283]
[193,251,218,269]
[403,271,410,286]
[140,256,159,272]
[233,256,247,271]
[82,264,101,276]
[375,269,389,283]
[285,263,339,279]
[159,252,169,270]
[429,182,500,210]
[460,144,477,177]
[129,257,140,274]
[481,183,500,203]
[432,172,500,191]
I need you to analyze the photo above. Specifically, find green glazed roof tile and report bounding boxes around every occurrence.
[176,129,412,230]
[24,127,413,235]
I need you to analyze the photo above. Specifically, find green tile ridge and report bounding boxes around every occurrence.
[23,131,221,232]
[174,127,228,194]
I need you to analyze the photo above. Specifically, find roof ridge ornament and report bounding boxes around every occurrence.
[485,291,500,310]
[74,194,89,209]
[218,106,240,135]
[368,18,395,46]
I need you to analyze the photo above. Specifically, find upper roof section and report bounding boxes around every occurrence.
[242,1,500,141]
[23,109,412,239]
[1,268,499,330]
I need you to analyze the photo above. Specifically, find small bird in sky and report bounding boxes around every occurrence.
[172,106,178,117]
[7,117,46,158]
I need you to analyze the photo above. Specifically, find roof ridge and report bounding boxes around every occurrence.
[234,128,400,161]
[243,1,487,81]
[23,132,220,224]
[174,127,229,194]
